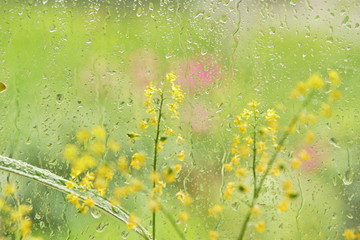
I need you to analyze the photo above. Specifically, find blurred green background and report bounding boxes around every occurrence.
[0,0,359,239]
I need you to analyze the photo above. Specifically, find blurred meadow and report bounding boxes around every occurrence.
[0,0,359,239]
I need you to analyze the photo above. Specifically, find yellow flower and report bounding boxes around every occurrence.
[130,153,147,170]
[343,229,356,240]
[164,127,175,136]
[289,81,308,98]
[329,90,341,102]
[209,230,219,240]
[166,73,177,82]
[177,135,185,143]
[255,221,265,233]
[127,213,140,229]
[66,194,81,208]
[20,219,32,237]
[291,158,302,169]
[306,73,324,90]
[152,181,166,195]
[236,167,248,177]
[176,190,193,206]
[265,109,280,123]
[65,180,77,189]
[130,179,144,192]
[96,166,113,182]
[3,183,16,196]
[320,103,332,118]
[140,120,148,130]
[84,197,95,207]
[76,129,90,142]
[146,107,156,115]
[127,132,141,142]
[224,163,233,171]
[250,205,261,216]
[149,199,161,212]
[278,199,289,212]
[256,163,266,173]
[282,180,293,191]
[150,171,161,183]
[208,204,224,218]
[118,156,130,174]
[328,70,341,87]
[163,166,180,183]
[178,151,185,161]
[91,125,107,140]
[299,150,311,162]
[304,131,315,143]
[178,211,189,223]
[107,139,121,152]
[248,100,260,108]
[157,143,164,152]
[63,144,78,162]
[12,205,32,220]
[79,204,89,214]
[238,182,250,193]
[224,182,235,200]
[150,116,158,125]
[242,108,252,119]
[244,136,253,146]
[90,141,106,155]
[300,112,317,125]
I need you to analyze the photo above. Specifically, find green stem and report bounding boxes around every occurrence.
[252,123,257,199]
[237,92,314,240]
[160,206,187,240]
[152,93,164,240]
[0,155,152,240]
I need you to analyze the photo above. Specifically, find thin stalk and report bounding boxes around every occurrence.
[237,92,314,240]
[252,121,257,199]
[160,206,187,240]
[152,93,165,240]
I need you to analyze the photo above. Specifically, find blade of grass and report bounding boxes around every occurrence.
[0,155,152,240]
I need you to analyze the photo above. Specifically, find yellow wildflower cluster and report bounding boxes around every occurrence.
[63,126,122,212]
[343,228,360,240]
[220,71,341,239]
[223,100,280,200]
[0,183,43,240]
[144,81,162,116]
[61,73,188,236]
[277,180,298,212]
[142,73,184,130]
[166,73,185,118]
[208,204,224,219]
[176,190,193,206]
[289,70,341,118]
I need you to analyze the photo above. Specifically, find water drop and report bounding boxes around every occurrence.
[96,223,108,233]
[49,24,56,33]
[342,16,349,25]
[56,94,63,104]
[0,82,7,93]
[342,170,353,185]
[328,138,340,148]
[121,231,129,239]
[136,7,142,17]
[149,2,154,11]
[91,208,102,219]
[231,202,240,210]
